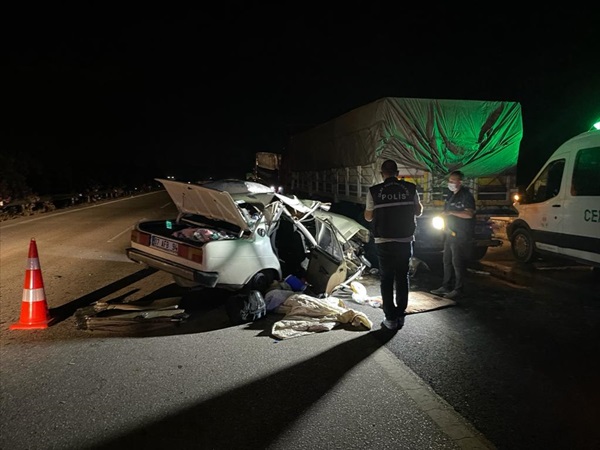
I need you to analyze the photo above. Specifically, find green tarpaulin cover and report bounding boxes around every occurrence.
[286,97,523,177]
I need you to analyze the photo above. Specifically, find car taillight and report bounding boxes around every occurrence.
[131,229,150,246]
[179,245,203,263]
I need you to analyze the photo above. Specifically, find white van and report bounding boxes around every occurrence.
[507,128,600,268]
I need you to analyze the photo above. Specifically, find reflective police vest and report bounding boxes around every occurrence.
[370,178,418,239]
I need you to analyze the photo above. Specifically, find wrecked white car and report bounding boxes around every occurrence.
[126,178,370,297]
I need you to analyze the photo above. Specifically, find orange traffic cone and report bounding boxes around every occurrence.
[10,238,53,330]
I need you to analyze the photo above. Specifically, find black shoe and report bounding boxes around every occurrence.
[430,286,450,296]
[397,315,405,329]
[381,318,399,331]
[443,290,461,299]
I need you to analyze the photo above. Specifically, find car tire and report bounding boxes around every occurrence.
[511,228,536,263]
[246,270,273,294]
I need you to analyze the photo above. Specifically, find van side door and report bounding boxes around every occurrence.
[561,147,600,264]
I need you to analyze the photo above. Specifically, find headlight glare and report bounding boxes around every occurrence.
[432,215,445,230]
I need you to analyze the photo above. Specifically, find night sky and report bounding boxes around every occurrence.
[3,4,599,196]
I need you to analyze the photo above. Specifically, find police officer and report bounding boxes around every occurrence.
[364,160,423,331]
[430,170,476,299]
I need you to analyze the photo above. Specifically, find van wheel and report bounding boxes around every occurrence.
[511,228,536,263]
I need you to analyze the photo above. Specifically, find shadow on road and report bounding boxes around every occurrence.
[84,329,394,449]
[49,268,159,324]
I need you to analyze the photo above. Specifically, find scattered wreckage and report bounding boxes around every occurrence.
[126,178,371,295]
[118,178,372,329]
[77,178,438,335]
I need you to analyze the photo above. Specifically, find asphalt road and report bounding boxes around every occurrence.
[1,193,599,450]
[356,244,600,450]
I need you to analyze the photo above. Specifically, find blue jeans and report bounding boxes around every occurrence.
[376,241,413,321]
[442,236,470,292]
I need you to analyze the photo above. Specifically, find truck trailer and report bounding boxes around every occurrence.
[282,97,524,260]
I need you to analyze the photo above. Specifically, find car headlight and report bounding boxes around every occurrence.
[432,215,445,230]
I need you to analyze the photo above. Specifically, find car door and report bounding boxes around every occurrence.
[267,198,344,293]
[304,217,347,295]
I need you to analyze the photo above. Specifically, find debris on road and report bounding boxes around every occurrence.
[74,297,188,331]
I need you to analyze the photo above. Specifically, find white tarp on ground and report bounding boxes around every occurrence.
[271,293,373,340]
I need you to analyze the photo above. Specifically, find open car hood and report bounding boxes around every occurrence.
[157,178,251,232]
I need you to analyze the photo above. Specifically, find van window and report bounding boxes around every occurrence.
[571,147,600,196]
[526,159,565,203]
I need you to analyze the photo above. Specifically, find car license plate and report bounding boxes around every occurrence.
[151,236,179,254]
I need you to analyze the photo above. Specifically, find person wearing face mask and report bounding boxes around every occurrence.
[430,170,475,299]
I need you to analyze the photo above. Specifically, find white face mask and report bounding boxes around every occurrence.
[448,182,458,192]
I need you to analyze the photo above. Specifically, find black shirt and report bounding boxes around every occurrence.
[444,186,476,241]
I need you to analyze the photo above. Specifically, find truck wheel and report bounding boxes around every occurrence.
[511,228,536,263]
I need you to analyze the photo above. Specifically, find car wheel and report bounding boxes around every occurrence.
[246,270,273,294]
[511,228,536,263]
[471,246,488,261]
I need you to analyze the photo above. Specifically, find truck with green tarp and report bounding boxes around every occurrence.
[282,97,524,260]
